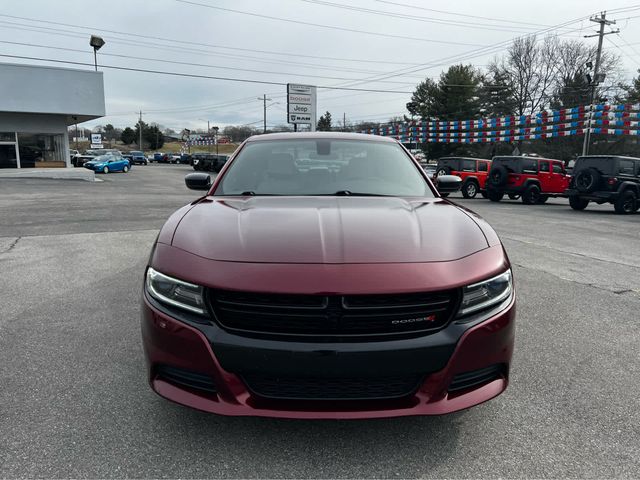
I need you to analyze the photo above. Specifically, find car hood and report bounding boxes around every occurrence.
[170,197,490,264]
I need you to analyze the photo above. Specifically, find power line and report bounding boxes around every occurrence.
[0,53,413,94]
[319,19,594,90]
[0,19,429,79]
[374,0,576,28]
[0,39,420,85]
[175,0,489,47]
[0,13,427,67]
[300,0,566,34]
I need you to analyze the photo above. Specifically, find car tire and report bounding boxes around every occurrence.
[522,184,541,205]
[614,190,637,214]
[569,196,589,210]
[487,190,504,202]
[102,166,109,174]
[508,193,520,200]
[537,194,549,204]
[461,181,479,199]
[123,165,129,173]
[481,191,488,199]
[436,167,451,177]
[575,168,601,193]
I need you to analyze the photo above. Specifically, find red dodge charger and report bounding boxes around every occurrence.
[141,132,515,419]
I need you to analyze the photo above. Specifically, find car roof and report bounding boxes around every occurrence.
[439,156,489,161]
[244,132,398,143]
[578,155,640,161]
[493,155,562,162]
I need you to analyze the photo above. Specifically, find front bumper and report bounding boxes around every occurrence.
[141,290,515,419]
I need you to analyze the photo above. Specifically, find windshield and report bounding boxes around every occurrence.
[215,139,432,197]
[130,151,143,155]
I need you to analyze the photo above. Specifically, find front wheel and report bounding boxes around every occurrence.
[537,194,549,204]
[614,190,637,214]
[462,181,478,199]
[569,196,589,211]
[102,166,109,174]
[123,165,129,173]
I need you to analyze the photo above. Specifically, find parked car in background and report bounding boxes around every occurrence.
[486,156,570,204]
[73,149,121,167]
[436,157,492,198]
[160,152,177,163]
[153,152,164,162]
[123,151,148,165]
[179,153,192,165]
[83,154,131,174]
[69,149,80,162]
[141,131,514,419]
[191,153,230,172]
[421,163,437,178]
[566,155,640,214]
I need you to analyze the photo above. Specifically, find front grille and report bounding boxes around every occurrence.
[156,364,217,393]
[242,373,422,400]
[209,289,459,339]
[448,364,505,392]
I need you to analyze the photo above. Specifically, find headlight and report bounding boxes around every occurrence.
[146,267,205,315]
[457,270,513,317]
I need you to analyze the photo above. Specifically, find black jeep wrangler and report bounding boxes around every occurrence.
[566,155,640,214]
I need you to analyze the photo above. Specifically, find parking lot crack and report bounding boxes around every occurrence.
[503,235,640,270]
[0,236,20,255]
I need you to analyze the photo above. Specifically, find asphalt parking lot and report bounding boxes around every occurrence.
[1,164,639,478]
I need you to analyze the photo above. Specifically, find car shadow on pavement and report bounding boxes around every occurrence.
[151,399,470,478]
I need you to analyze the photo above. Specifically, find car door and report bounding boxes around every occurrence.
[537,160,551,192]
[477,160,489,188]
[550,162,570,193]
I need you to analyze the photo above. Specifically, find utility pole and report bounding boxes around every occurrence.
[343,112,346,132]
[258,94,272,133]
[582,12,618,156]
[207,120,211,153]
[138,110,143,150]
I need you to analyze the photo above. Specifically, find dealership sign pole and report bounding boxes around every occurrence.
[287,84,317,132]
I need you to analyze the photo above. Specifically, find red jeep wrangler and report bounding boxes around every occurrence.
[486,156,571,204]
[435,157,492,198]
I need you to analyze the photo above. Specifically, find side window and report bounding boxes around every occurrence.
[522,159,538,173]
[619,159,634,175]
[539,161,550,173]
[478,161,488,172]
[462,159,476,172]
[552,163,563,174]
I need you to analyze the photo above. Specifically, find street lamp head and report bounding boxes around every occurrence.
[212,126,219,133]
[90,35,105,51]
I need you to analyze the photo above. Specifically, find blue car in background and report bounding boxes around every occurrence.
[83,154,131,174]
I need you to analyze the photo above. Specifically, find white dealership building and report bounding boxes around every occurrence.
[0,62,105,169]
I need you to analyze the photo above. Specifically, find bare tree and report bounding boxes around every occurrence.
[488,35,558,115]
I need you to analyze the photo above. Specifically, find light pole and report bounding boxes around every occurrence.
[212,126,219,156]
[89,35,105,71]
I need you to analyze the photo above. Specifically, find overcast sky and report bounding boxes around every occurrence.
[2,0,640,132]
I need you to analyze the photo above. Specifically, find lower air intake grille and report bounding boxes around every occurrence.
[448,364,505,392]
[156,364,217,393]
[242,374,422,401]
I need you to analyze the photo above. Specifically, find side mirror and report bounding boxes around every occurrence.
[436,175,462,194]
[185,173,212,191]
